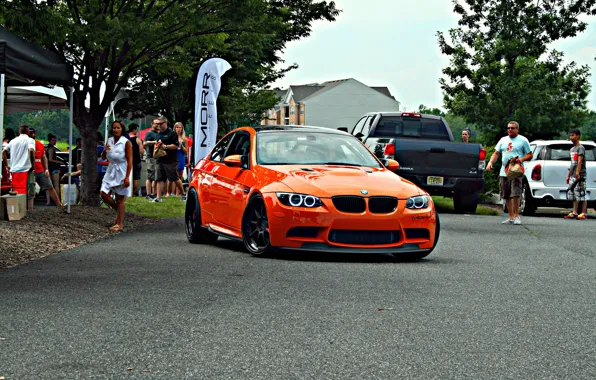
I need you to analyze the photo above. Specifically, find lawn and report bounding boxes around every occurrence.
[432,196,500,216]
[125,196,186,219]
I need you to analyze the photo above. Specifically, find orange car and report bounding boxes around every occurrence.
[185,126,440,259]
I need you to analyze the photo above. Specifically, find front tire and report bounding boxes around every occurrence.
[242,195,273,256]
[185,188,218,244]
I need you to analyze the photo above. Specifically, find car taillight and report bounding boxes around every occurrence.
[384,143,395,158]
[531,164,542,181]
[478,148,486,170]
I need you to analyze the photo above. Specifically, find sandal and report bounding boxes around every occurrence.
[564,213,577,219]
[109,224,123,232]
[577,213,587,220]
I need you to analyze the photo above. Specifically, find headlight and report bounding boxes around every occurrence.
[405,195,429,209]
[276,192,323,208]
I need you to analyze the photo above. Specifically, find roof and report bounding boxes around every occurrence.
[371,87,394,99]
[300,79,349,102]
[289,85,324,102]
[530,140,596,146]
[251,125,348,135]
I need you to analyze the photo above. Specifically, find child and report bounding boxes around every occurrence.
[565,129,587,219]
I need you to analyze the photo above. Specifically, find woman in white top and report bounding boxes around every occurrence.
[100,120,133,232]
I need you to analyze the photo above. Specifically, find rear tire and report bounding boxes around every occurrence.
[520,181,536,216]
[185,188,218,244]
[393,213,440,261]
[453,192,479,214]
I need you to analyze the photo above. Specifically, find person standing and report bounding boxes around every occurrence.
[2,124,35,211]
[100,120,133,232]
[46,134,62,200]
[127,123,144,196]
[462,128,471,143]
[153,117,186,203]
[173,122,188,196]
[486,121,533,225]
[28,128,61,208]
[143,120,160,199]
[564,129,588,220]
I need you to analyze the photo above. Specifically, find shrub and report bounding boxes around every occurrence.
[480,144,501,202]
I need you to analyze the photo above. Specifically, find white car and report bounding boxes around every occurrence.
[514,140,596,215]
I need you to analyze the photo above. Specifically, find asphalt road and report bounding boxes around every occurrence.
[0,213,594,379]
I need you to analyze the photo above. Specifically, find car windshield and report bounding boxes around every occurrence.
[256,131,382,168]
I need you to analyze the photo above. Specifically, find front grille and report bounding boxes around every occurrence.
[332,196,366,213]
[328,230,401,245]
[287,227,320,238]
[368,196,398,213]
[405,228,430,240]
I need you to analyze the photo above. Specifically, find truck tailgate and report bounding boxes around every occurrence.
[392,138,482,178]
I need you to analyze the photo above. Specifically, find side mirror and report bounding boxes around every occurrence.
[337,127,348,132]
[223,154,243,168]
[354,132,364,141]
[385,159,400,172]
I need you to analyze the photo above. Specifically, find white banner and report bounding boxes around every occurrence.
[193,58,232,165]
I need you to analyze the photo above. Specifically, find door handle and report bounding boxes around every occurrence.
[430,147,446,153]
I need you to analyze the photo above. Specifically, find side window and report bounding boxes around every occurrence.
[226,133,251,158]
[361,115,375,136]
[209,134,233,162]
[352,116,368,135]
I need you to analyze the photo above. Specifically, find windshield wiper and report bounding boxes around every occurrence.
[322,162,363,167]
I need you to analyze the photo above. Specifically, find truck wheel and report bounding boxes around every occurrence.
[453,192,479,214]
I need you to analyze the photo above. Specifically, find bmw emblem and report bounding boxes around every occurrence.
[360,189,369,195]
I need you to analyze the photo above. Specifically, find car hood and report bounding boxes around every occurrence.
[259,165,423,198]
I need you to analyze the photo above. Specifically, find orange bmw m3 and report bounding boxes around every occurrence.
[185,126,440,259]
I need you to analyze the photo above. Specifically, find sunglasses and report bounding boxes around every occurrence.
[153,122,165,126]
[507,127,517,130]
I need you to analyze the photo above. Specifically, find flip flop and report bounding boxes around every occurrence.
[109,224,123,232]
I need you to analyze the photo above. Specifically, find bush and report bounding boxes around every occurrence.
[480,144,501,202]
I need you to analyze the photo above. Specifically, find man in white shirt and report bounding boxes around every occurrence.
[2,124,36,211]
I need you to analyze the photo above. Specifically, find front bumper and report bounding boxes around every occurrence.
[262,194,437,254]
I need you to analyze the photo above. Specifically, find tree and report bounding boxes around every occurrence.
[1,0,339,205]
[418,104,445,117]
[437,0,595,144]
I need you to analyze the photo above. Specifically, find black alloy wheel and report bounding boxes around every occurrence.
[242,195,272,256]
[185,188,218,244]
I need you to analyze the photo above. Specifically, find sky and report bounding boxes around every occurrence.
[272,0,596,111]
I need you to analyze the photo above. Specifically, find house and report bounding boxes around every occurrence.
[261,78,401,130]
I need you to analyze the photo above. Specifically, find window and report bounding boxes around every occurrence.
[209,134,233,162]
[300,107,304,115]
[361,115,376,137]
[224,132,251,167]
[547,144,596,161]
[352,116,368,135]
[290,106,295,115]
[372,116,450,141]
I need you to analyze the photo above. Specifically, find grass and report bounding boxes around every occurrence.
[125,196,186,219]
[432,196,500,216]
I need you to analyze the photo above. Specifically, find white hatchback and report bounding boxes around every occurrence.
[514,140,596,215]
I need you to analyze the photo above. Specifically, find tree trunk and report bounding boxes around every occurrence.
[79,123,100,207]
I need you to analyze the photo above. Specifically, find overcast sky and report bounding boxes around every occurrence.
[272,0,596,111]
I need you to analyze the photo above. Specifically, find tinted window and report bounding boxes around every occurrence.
[226,133,250,157]
[372,116,450,140]
[547,144,596,161]
[209,134,233,162]
[257,132,382,168]
[352,116,368,135]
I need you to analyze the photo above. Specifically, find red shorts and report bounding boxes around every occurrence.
[11,172,29,195]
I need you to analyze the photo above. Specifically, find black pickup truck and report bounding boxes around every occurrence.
[343,112,486,213]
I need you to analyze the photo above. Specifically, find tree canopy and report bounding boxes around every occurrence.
[437,0,595,143]
[0,0,340,205]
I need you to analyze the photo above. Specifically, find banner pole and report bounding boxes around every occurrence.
[0,74,4,183]
[67,86,74,214]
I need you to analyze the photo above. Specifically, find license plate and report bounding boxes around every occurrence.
[427,176,444,186]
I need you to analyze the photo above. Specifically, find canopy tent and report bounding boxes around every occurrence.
[4,86,68,114]
[0,25,75,212]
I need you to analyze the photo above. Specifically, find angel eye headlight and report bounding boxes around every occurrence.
[406,195,429,209]
[277,193,323,208]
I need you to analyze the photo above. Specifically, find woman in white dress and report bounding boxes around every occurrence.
[100,120,133,232]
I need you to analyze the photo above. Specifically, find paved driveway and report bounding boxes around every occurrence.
[0,214,594,379]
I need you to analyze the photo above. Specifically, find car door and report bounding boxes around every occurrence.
[209,131,255,229]
[200,134,233,222]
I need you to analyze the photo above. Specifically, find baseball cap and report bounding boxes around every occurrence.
[29,128,36,134]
